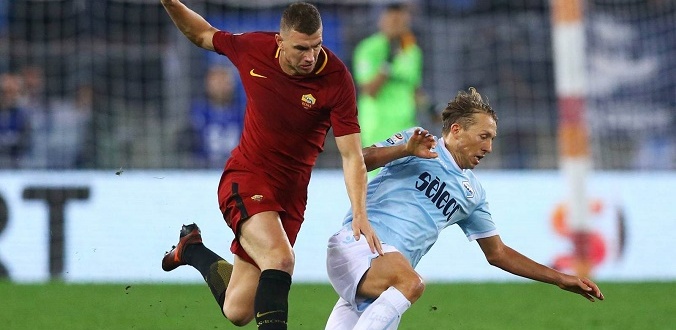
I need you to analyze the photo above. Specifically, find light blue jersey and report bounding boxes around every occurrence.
[343,127,498,267]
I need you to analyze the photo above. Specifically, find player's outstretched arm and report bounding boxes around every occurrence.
[161,0,218,51]
[362,128,437,171]
[477,235,605,302]
[336,133,383,255]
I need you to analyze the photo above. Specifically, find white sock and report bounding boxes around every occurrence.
[384,315,402,330]
[325,297,360,330]
[353,287,411,330]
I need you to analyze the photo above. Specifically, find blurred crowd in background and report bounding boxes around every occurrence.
[0,0,674,170]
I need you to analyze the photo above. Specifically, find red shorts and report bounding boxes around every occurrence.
[217,159,308,266]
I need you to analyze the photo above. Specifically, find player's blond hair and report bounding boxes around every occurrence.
[441,87,498,135]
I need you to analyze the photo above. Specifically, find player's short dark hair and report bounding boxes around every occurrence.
[280,2,322,35]
[441,87,498,134]
[385,2,408,11]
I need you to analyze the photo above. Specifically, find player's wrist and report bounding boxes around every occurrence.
[352,211,368,222]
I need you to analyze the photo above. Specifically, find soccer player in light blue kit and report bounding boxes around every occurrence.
[325,88,604,330]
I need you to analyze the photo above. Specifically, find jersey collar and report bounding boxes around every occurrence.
[439,137,463,174]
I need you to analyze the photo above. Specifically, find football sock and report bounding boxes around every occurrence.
[183,244,232,310]
[325,297,360,330]
[353,286,411,330]
[254,269,292,330]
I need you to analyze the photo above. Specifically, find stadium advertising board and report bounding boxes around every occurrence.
[0,170,674,283]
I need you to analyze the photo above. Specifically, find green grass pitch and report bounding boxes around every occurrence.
[1,281,674,329]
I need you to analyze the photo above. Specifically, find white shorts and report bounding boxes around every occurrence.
[326,227,399,312]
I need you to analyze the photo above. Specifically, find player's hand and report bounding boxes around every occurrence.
[351,214,384,256]
[558,275,605,302]
[406,128,438,159]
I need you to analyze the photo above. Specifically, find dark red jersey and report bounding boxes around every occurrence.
[213,31,360,187]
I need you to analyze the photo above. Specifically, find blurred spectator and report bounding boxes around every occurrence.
[17,65,50,168]
[0,0,7,35]
[586,5,675,170]
[0,72,31,168]
[19,65,46,110]
[44,83,94,168]
[180,65,244,168]
[353,2,423,147]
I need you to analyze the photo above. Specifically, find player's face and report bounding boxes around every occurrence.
[445,113,497,169]
[379,9,411,38]
[276,27,323,76]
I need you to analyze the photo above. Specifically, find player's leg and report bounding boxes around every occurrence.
[384,315,402,330]
[161,223,235,315]
[352,252,424,330]
[218,167,296,329]
[326,228,409,329]
[238,210,294,330]
[221,254,260,325]
[353,286,411,330]
[325,297,361,330]
[358,252,424,302]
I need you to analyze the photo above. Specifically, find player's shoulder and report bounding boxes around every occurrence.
[355,33,386,49]
[216,30,275,46]
[317,46,350,76]
[376,127,426,147]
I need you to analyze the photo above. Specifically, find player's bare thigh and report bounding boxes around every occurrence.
[238,210,295,273]
[223,255,259,325]
[356,252,425,303]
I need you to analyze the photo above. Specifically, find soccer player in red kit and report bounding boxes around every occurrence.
[159,1,383,329]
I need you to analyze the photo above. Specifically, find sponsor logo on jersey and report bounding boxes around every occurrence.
[249,69,267,78]
[386,132,405,145]
[415,171,462,222]
[301,93,316,109]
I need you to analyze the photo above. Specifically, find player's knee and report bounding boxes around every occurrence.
[398,273,425,303]
[411,277,426,302]
[263,248,295,273]
[224,306,254,326]
[279,252,295,270]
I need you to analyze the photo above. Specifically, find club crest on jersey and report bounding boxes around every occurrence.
[251,195,264,202]
[462,181,474,198]
[301,94,316,109]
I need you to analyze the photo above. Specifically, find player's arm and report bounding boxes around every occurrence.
[362,128,437,171]
[335,132,383,255]
[476,235,604,302]
[353,42,389,97]
[161,0,218,51]
[359,70,389,98]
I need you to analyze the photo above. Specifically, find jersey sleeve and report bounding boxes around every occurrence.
[372,127,426,167]
[457,183,498,241]
[212,31,242,65]
[329,69,361,137]
[374,127,427,147]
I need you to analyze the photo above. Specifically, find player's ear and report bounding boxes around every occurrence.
[450,122,462,136]
[275,34,284,48]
